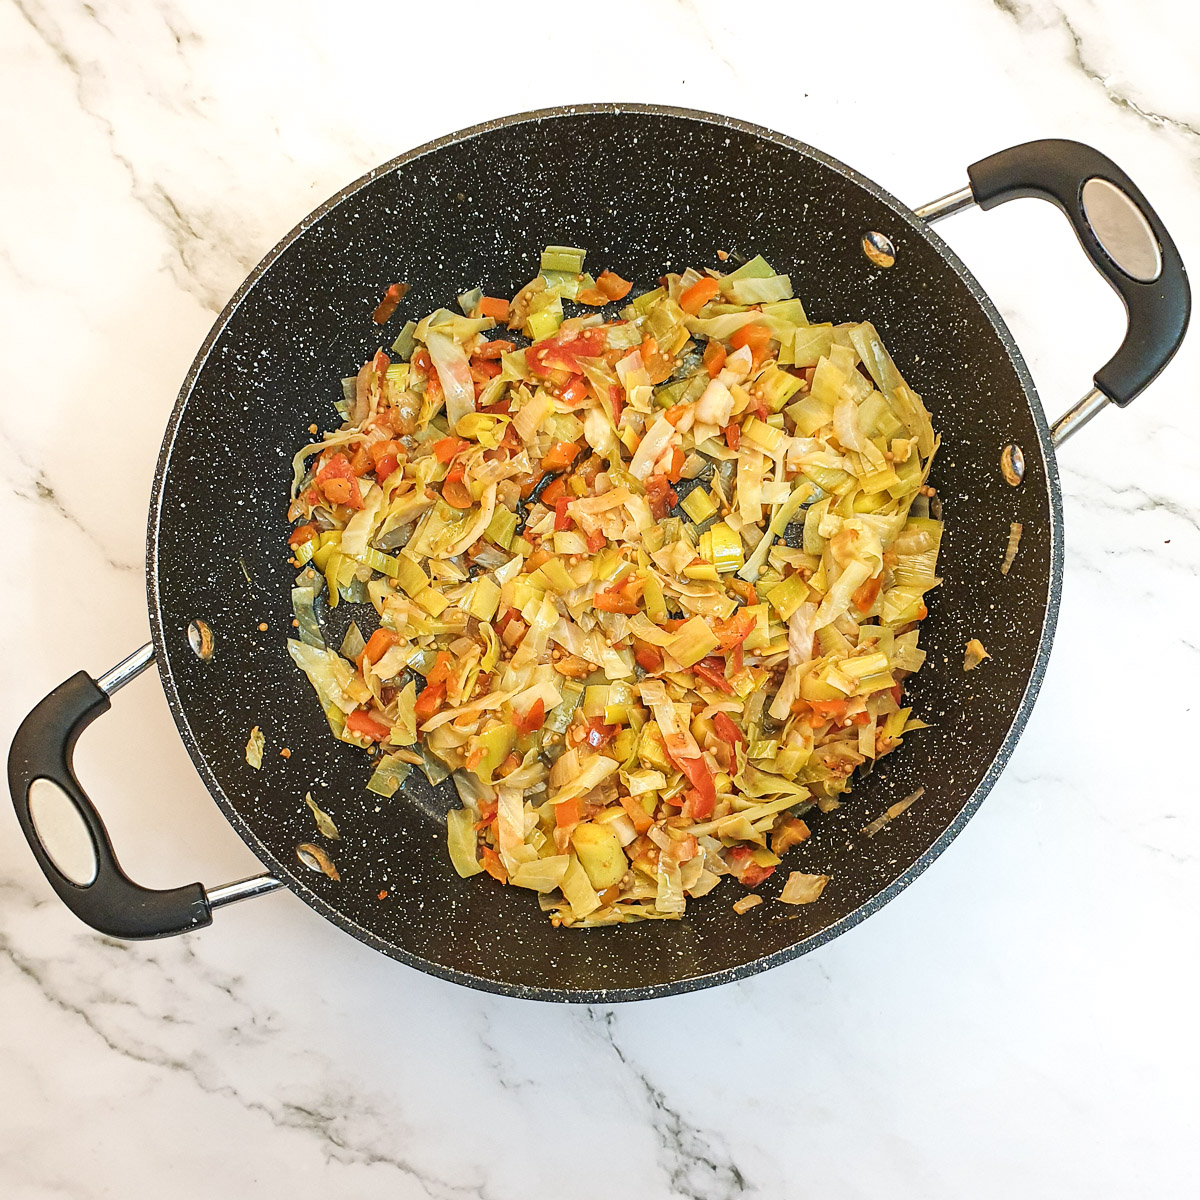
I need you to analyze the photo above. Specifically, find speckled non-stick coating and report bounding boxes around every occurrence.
[147,105,1062,1002]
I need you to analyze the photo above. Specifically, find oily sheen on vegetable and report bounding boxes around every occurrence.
[284,245,942,926]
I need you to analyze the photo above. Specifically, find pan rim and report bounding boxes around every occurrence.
[146,102,1064,1003]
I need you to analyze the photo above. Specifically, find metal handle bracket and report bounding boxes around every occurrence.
[912,139,1189,445]
[8,643,284,940]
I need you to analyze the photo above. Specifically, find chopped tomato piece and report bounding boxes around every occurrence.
[469,359,502,385]
[368,438,402,484]
[554,496,572,531]
[584,717,619,749]
[369,439,402,467]
[634,642,664,673]
[726,846,776,887]
[479,845,508,883]
[639,336,672,383]
[597,270,633,300]
[525,326,612,375]
[619,794,654,834]
[288,523,319,548]
[515,697,545,735]
[853,573,883,613]
[441,467,473,509]
[349,445,373,476]
[664,445,685,483]
[712,609,757,650]
[664,404,688,427]
[593,587,638,615]
[558,377,588,405]
[345,708,392,742]
[672,752,716,820]
[555,795,582,829]
[586,528,606,552]
[576,286,607,306]
[712,712,745,745]
[609,385,624,424]
[315,453,363,510]
[807,698,851,723]
[693,658,733,693]
[414,679,447,722]
[723,422,740,450]
[644,474,678,521]
[474,338,515,360]
[372,282,410,324]
[679,275,720,315]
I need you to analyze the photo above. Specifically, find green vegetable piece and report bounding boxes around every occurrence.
[540,245,587,274]
[447,807,484,877]
[366,753,412,799]
[391,320,418,360]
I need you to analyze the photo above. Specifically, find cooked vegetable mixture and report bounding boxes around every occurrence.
[285,245,942,925]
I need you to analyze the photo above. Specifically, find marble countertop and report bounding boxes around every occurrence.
[3,1,1198,1196]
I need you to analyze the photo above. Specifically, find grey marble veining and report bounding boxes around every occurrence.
[1,1,1198,1197]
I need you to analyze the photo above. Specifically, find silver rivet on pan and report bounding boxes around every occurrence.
[1000,443,1025,487]
[862,231,896,268]
[187,619,215,661]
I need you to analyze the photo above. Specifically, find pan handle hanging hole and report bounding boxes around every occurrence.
[1000,443,1025,487]
[187,620,215,661]
[862,231,896,268]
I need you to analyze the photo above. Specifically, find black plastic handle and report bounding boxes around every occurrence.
[968,139,1189,406]
[7,671,212,939]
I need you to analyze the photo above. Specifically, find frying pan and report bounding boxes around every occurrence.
[8,105,1188,1002]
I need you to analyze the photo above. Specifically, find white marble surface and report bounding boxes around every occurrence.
[3,1,1199,1195]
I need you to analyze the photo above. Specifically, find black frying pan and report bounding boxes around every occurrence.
[8,106,1188,1001]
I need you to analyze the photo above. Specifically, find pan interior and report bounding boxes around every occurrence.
[149,107,1059,1000]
